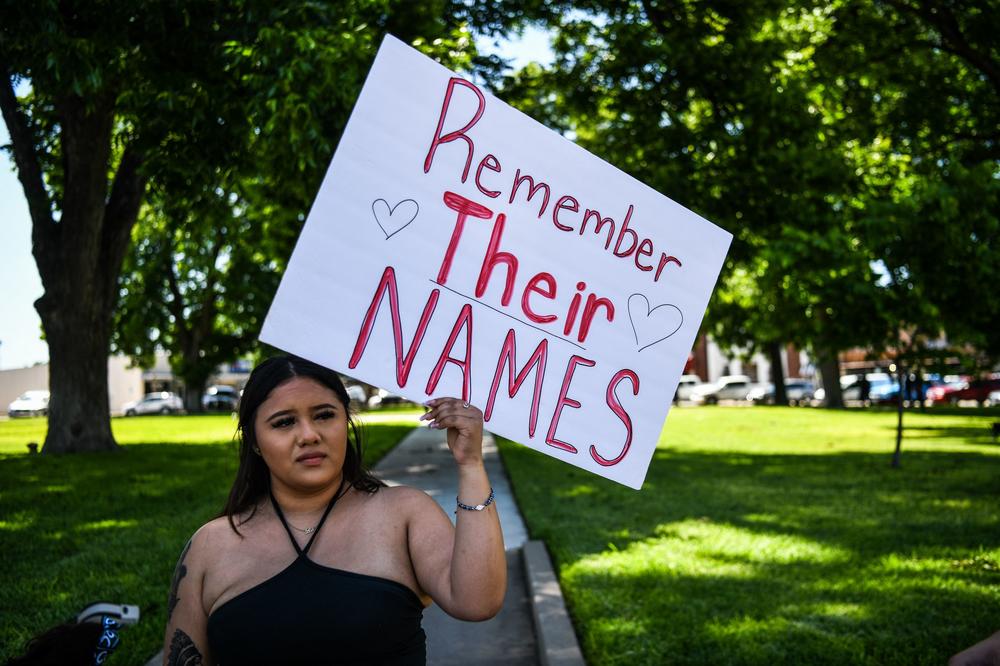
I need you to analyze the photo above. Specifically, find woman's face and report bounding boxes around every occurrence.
[253,376,349,494]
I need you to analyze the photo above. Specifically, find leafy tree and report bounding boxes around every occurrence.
[114,183,280,412]
[112,7,482,412]
[495,1,896,407]
[815,0,999,461]
[494,0,997,411]
[0,1,486,451]
[822,0,1000,360]
[1,2,266,452]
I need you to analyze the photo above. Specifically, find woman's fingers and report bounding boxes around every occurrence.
[421,397,481,429]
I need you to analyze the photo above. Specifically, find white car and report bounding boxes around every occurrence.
[345,384,367,404]
[122,392,184,416]
[689,375,754,404]
[8,390,50,417]
[674,375,706,402]
[987,390,1000,407]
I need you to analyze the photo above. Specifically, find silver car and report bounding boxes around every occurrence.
[690,375,754,404]
[122,392,184,416]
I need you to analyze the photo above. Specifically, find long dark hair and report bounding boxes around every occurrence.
[222,355,384,534]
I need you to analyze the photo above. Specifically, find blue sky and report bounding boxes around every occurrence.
[0,28,552,370]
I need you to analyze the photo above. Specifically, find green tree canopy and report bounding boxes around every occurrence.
[0,0,487,451]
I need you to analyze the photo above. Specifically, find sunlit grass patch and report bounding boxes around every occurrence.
[501,406,1000,665]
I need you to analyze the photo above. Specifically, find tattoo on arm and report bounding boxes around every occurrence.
[167,628,204,666]
[167,539,192,622]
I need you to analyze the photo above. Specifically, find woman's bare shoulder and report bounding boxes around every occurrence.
[379,484,435,502]
[185,511,259,561]
[195,515,237,541]
[376,484,448,517]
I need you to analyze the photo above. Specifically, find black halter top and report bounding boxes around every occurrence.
[206,487,426,665]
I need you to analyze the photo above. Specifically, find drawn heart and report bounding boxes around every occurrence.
[372,198,419,239]
[628,294,684,352]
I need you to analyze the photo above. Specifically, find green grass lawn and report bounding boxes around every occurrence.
[500,406,1000,665]
[0,412,419,664]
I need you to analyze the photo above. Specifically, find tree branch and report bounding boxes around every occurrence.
[164,240,192,351]
[194,241,223,342]
[100,144,146,310]
[920,1,1000,96]
[0,70,56,273]
[885,0,1000,97]
[59,92,114,254]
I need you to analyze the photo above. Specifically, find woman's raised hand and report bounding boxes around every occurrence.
[421,397,485,467]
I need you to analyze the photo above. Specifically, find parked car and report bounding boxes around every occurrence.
[987,390,1000,407]
[122,392,184,416]
[202,385,239,412]
[345,384,367,405]
[367,388,408,409]
[925,381,965,404]
[927,376,1000,405]
[747,379,816,405]
[7,390,50,417]
[689,375,753,404]
[867,378,943,406]
[674,375,706,402]
[814,373,893,403]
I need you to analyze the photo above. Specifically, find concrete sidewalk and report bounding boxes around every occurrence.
[374,423,584,666]
[374,426,535,665]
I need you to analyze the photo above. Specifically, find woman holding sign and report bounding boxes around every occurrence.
[162,355,505,664]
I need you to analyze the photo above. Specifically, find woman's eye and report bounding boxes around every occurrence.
[272,417,294,428]
[316,410,336,421]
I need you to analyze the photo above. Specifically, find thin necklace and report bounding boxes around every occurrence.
[282,507,323,534]
[272,481,347,535]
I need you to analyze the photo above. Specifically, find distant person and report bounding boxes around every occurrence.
[858,374,871,404]
[912,372,924,405]
[162,355,506,664]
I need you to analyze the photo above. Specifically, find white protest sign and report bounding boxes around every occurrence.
[261,35,732,489]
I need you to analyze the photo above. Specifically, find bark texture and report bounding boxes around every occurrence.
[818,353,844,409]
[768,341,788,406]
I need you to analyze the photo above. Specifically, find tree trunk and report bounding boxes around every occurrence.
[181,372,210,414]
[768,341,788,406]
[891,362,906,468]
[2,77,146,453]
[40,299,118,453]
[174,331,213,415]
[818,352,844,409]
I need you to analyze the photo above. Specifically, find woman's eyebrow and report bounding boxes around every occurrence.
[265,403,339,421]
[265,409,294,422]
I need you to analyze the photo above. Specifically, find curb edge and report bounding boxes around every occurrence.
[522,540,586,666]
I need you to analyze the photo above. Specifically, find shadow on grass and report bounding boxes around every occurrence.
[889,424,999,444]
[501,442,1000,665]
[0,444,236,663]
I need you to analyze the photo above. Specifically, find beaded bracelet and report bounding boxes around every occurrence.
[456,487,495,512]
